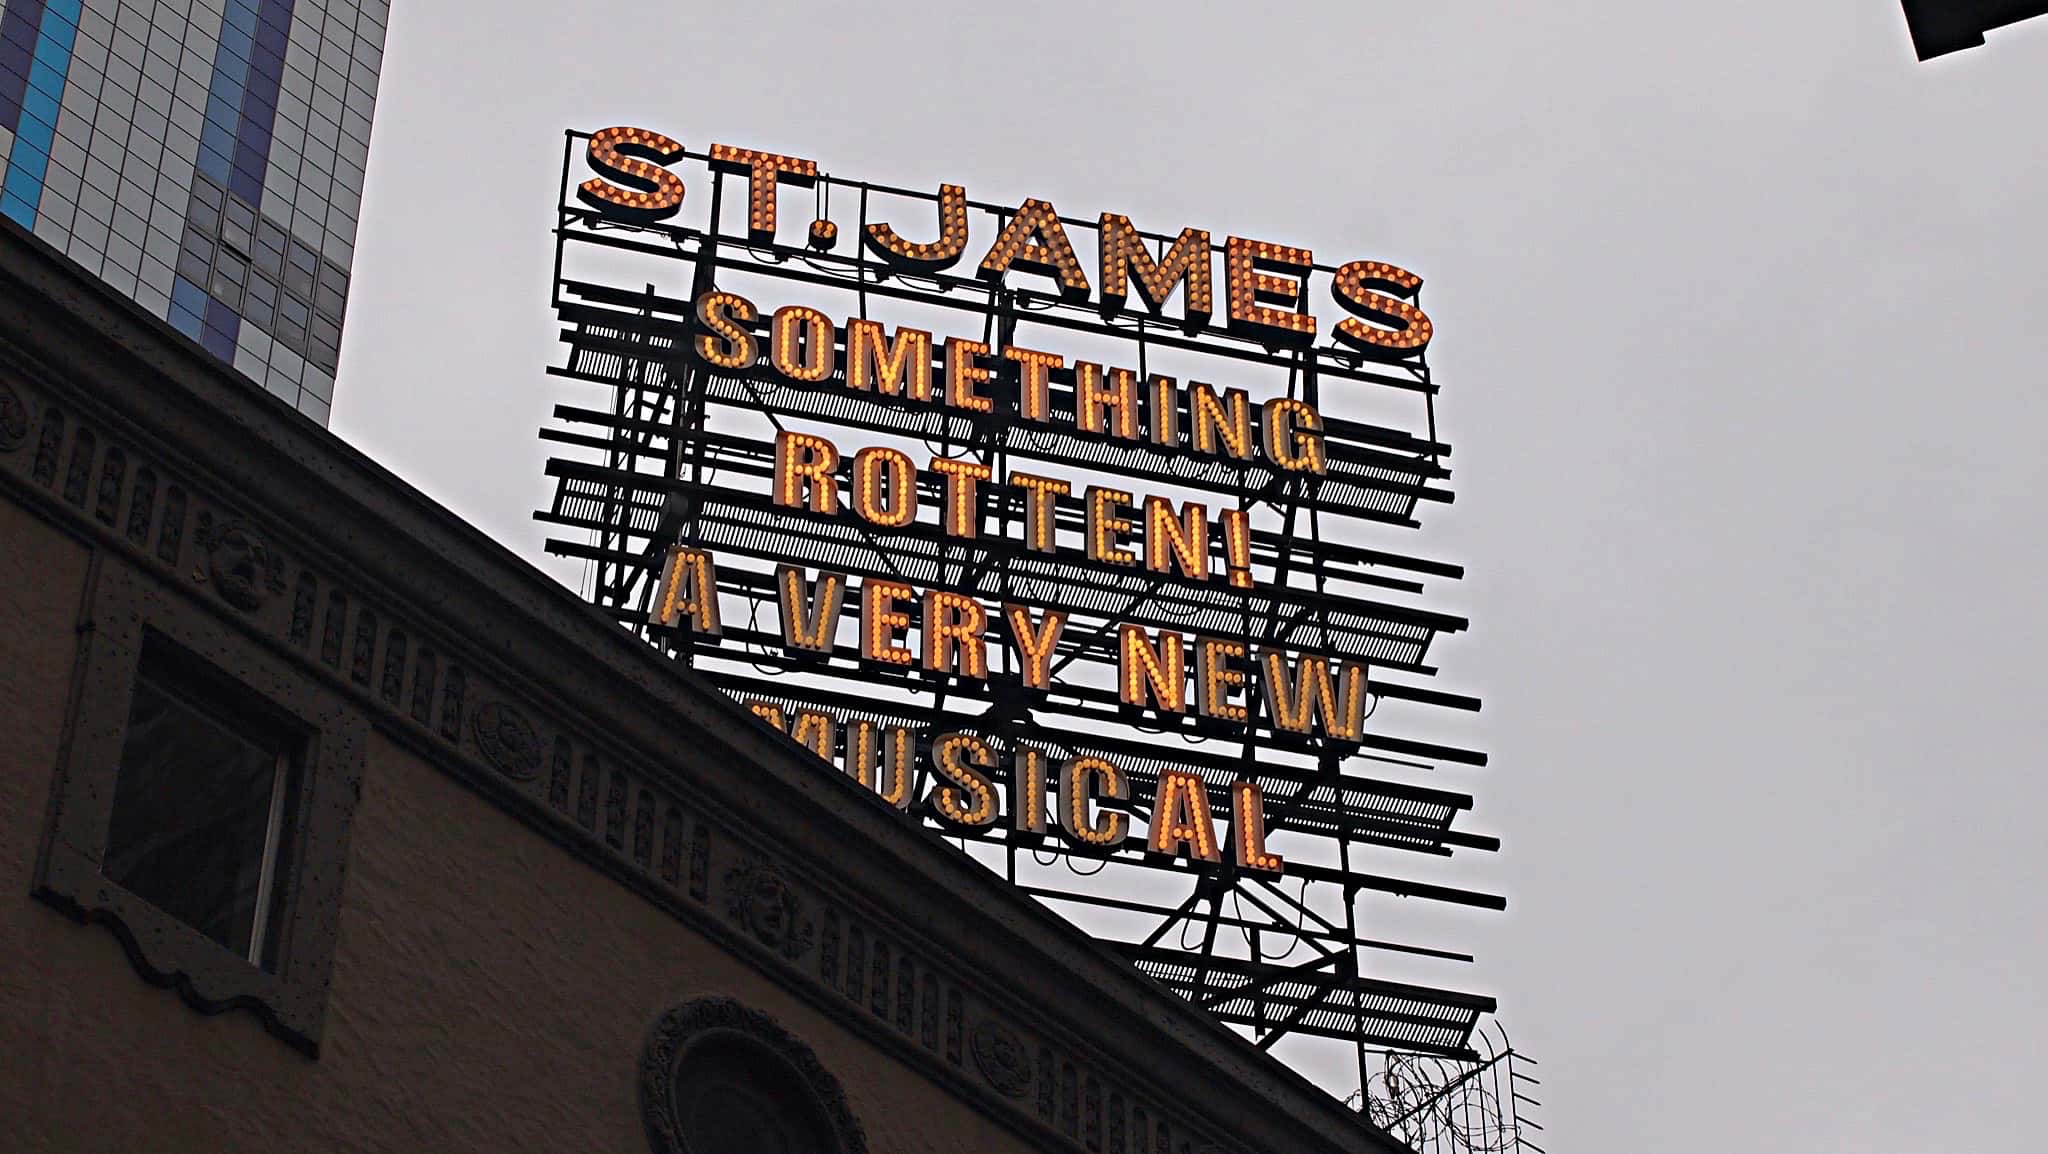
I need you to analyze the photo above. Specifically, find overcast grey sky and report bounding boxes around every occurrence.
[333,3,2048,1149]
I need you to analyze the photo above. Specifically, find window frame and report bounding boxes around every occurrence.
[35,557,366,1054]
[101,640,304,970]
[640,997,868,1154]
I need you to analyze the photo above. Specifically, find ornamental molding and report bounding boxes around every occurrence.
[639,996,868,1154]
[971,1019,1035,1098]
[206,519,273,611]
[0,310,1335,1154]
[472,700,543,781]
[725,857,814,961]
[0,379,27,450]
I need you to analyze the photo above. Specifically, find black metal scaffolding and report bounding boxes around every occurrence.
[538,131,1523,1112]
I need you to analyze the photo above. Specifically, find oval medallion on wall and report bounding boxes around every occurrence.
[970,1019,1034,1097]
[473,700,543,781]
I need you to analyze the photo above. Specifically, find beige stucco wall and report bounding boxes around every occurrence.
[0,492,1037,1154]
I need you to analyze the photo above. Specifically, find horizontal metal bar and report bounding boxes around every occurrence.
[1012,886,1474,964]
[542,540,1489,772]
[553,290,1450,462]
[553,228,1440,394]
[553,410,1456,597]
[558,398,1464,582]
[692,671,1492,845]
[1121,945,1495,1012]
[916,815,1504,910]
[542,459,1467,650]
[677,572,1483,719]
[549,305,1452,529]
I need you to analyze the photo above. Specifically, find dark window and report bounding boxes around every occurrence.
[255,220,287,273]
[248,276,282,332]
[224,195,257,236]
[187,195,219,237]
[317,261,346,299]
[246,270,279,312]
[101,646,301,969]
[175,247,210,287]
[207,274,242,312]
[670,1033,835,1154]
[244,288,276,332]
[211,248,246,289]
[314,280,345,322]
[221,215,252,260]
[283,259,314,302]
[35,569,371,1051]
[207,280,242,315]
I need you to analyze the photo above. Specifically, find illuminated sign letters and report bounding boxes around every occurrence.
[572,125,1462,885]
[577,129,1433,358]
[545,118,1504,1065]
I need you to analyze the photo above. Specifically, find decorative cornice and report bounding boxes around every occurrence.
[0,219,1413,1154]
[0,378,27,450]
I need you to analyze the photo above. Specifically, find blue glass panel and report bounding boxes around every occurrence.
[1,0,81,226]
[0,1,48,134]
[170,274,208,337]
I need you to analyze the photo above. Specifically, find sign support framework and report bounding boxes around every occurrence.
[538,128,1508,1083]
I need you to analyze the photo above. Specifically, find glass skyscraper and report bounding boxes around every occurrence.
[0,0,385,424]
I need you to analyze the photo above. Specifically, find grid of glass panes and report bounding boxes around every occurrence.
[0,0,385,425]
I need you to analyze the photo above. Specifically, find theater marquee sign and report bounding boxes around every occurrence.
[541,126,1503,1059]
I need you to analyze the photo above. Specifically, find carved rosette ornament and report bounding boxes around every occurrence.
[472,701,542,781]
[0,382,27,451]
[205,521,272,611]
[724,857,814,961]
[969,1019,1034,1097]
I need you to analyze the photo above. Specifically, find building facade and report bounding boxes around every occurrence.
[0,218,1415,1153]
[0,0,383,422]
